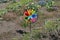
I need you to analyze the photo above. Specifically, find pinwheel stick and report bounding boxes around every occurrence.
[30,21,31,34]
[29,21,32,40]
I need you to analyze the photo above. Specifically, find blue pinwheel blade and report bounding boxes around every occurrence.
[32,14,37,18]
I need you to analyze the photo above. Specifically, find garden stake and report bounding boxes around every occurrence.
[29,22,33,40]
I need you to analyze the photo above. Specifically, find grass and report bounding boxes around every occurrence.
[6,2,21,12]
[0,9,8,17]
[20,0,33,5]
[54,1,60,6]
[44,19,60,32]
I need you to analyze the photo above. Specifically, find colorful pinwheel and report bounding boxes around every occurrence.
[24,8,38,23]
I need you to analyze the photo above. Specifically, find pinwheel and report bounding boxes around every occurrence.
[24,8,37,23]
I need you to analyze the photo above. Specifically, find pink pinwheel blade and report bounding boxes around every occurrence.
[30,18,37,23]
